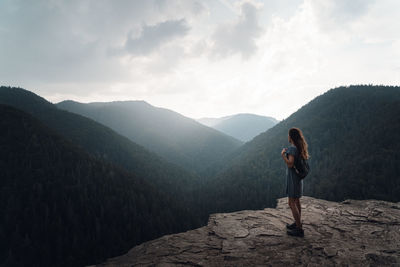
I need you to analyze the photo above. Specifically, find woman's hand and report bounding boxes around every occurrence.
[282,148,294,167]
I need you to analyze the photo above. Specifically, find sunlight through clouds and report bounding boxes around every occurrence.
[1,0,399,120]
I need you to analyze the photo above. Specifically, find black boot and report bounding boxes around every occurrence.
[286,222,296,230]
[287,225,304,237]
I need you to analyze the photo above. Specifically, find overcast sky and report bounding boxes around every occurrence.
[1,0,399,120]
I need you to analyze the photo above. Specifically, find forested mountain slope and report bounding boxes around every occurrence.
[57,100,243,175]
[0,104,196,267]
[205,85,400,213]
[0,87,205,223]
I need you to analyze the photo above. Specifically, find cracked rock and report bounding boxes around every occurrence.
[92,196,400,266]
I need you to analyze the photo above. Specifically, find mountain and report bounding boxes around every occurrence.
[56,100,243,175]
[0,104,196,267]
[198,113,279,142]
[0,86,207,224]
[204,85,400,213]
[96,196,400,266]
[197,117,226,127]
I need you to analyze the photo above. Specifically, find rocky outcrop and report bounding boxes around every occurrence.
[95,196,400,266]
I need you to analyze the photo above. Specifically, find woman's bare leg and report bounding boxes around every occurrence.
[294,198,301,224]
[289,197,302,229]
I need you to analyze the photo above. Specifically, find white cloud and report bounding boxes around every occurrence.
[308,0,375,31]
[120,19,190,56]
[209,1,264,59]
[1,0,399,121]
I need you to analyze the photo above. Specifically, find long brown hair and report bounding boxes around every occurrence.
[289,127,309,160]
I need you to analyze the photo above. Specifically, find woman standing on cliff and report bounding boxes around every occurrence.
[281,127,309,237]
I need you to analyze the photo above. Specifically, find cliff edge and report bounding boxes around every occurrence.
[94,196,400,266]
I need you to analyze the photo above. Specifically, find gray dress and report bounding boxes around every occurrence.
[285,145,303,198]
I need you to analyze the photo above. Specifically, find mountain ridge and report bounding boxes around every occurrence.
[0,104,195,267]
[202,85,400,214]
[198,113,279,142]
[57,99,243,175]
[0,86,207,223]
[198,113,278,126]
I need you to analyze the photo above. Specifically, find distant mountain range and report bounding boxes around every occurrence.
[57,100,243,175]
[198,114,279,142]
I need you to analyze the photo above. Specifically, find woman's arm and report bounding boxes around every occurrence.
[281,148,295,168]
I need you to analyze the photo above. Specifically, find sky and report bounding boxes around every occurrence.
[1,0,399,120]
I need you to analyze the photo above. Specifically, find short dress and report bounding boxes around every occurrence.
[285,145,303,198]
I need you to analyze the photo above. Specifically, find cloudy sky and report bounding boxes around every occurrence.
[1,0,399,120]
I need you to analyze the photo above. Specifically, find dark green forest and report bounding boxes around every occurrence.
[0,87,206,222]
[1,85,399,266]
[203,85,400,213]
[0,105,196,267]
[56,100,243,175]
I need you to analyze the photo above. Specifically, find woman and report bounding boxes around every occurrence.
[281,127,309,237]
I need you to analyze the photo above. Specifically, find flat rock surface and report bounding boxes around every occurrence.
[94,196,400,266]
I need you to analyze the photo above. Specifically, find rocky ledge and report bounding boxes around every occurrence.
[95,196,400,266]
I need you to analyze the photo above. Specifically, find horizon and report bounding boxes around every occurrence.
[52,91,285,120]
[3,83,396,121]
[17,83,387,121]
[53,91,288,120]
[1,0,399,121]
